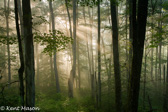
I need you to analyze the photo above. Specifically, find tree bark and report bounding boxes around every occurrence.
[68,0,77,98]
[4,0,11,88]
[97,0,101,107]
[155,47,158,82]
[35,44,40,87]
[88,7,94,75]
[163,46,168,112]
[158,0,162,83]
[22,0,35,108]
[110,0,122,111]
[76,4,80,90]
[14,0,24,108]
[50,55,54,86]
[143,47,147,109]
[83,6,91,87]
[17,0,24,37]
[127,0,149,112]
[65,0,72,38]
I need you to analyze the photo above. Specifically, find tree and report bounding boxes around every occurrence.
[17,0,24,37]
[110,0,122,111]
[22,0,35,108]
[35,43,40,87]
[4,0,11,88]
[163,46,168,112]
[14,0,24,107]
[97,0,101,107]
[49,0,60,93]
[68,0,77,98]
[127,0,149,112]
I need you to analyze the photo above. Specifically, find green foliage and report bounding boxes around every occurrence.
[0,27,6,34]
[0,87,20,107]
[34,30,73,55]
[36,91,97,112]
[77,0,103,7]
[0,35,17,45]
[163,1,168,10]
[0,50,6,68]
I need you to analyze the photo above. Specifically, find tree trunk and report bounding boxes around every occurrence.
[77,35,80,89]
[128,0,133,92]
[163,65,165,84]
[49,16,54,86]
[125,0,129,86]
[14,0,24,108]
[97,0,101,107]
[65,0,72,38]
[49,0,60,93]
[68,0,77,98]
[150,3,155,81]
[158,0,162,84]
[35,44,40,87]
[50,55,54,86]
[110,0,122,111]
[4,0,11,88]
[88,7,94,75]
[54,51,60,92]
[22,0,35,108]
[95,72,99,108]
[155,47,158,82]
[17,0,24,37]
[143,47,147,109]
[76,5,80,90]
[163,46,168,112]
[83,6,91,86]
[127,0,149,112]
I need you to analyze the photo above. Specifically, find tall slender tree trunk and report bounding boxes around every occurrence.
[88,7,94,75]
[158,0,162,84]
[17,0,24,37]
[53,51,60,92]
[77,35,80,89]
[76,5,80,90]
[110,0,122,111]
[143,47,147,109]
[150,0,157,82]
[14,0,24,108]
[128,0,133,90]
[65,0,75,90]
[22,0,35,108]
[95,72,99,108]
[107,2,113,110]
[88,7,95,99]
[65,0,72,38]
[50,55,54,86]
[68,0,77,98]
[83,6,91,86]
[4,0,11,88]
[125,0,129,84]
[163,65,165,85]
[155,47,158,82]
[36,44,40,87]
[49,0,60,93]
[49,16,54,86]
[151,8,154,81]
[163,46,168,112]
[97,0,101,107]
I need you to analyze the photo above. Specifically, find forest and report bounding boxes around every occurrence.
[0,0,168,112]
